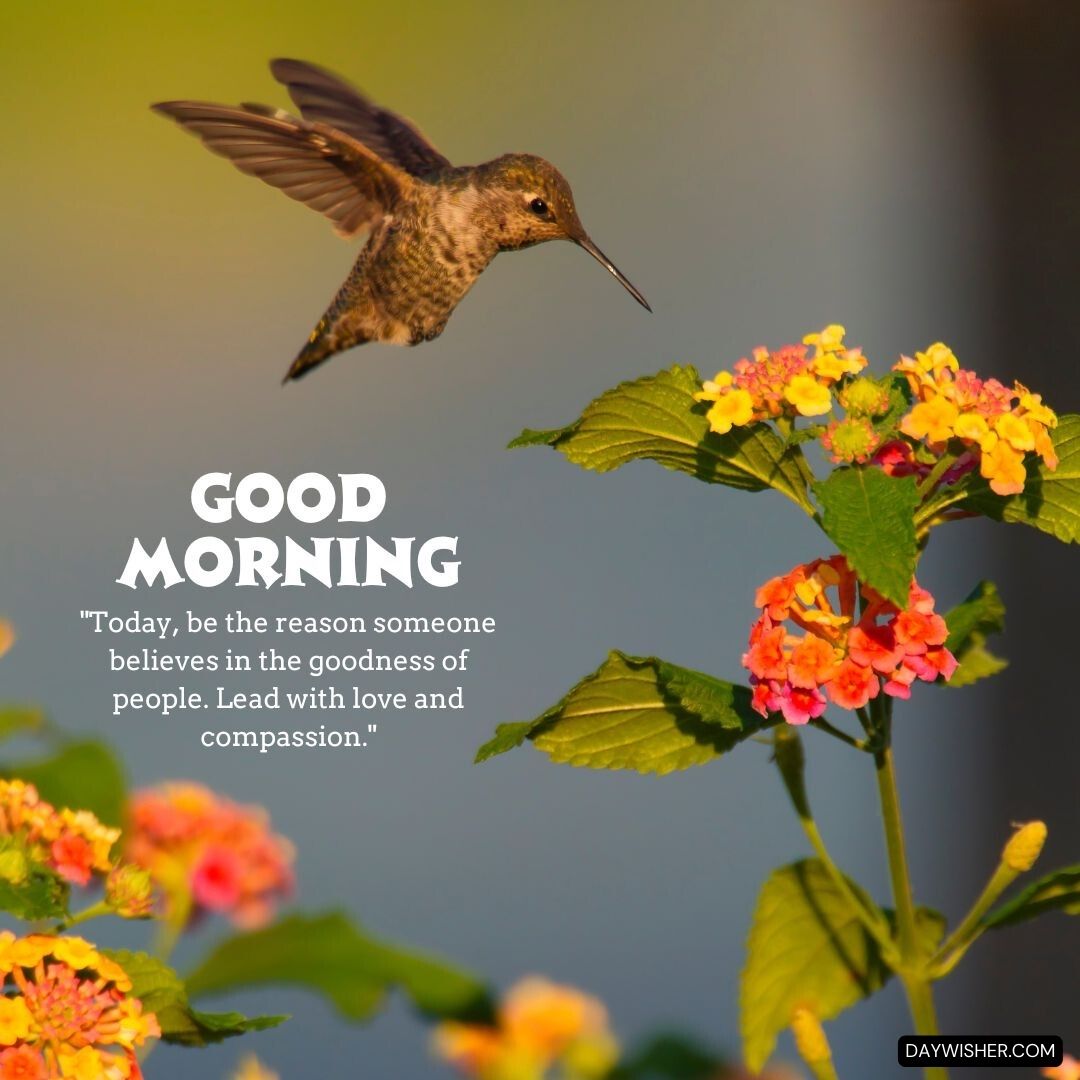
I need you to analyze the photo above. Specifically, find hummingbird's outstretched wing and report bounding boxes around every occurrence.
[270,58,452,178]
[151,101,414,237]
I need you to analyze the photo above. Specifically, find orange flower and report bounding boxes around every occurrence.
[744,557,957,723]
[433,978,618,1079]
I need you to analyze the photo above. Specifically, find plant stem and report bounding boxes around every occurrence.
[930,862,1018,978]
[873,720,949,1080]
[916,453,958,499]
[808,716,871,752]
[57,900,112,932]
[773,730,896,960]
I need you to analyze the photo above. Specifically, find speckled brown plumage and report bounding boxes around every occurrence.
[153,58,650,382]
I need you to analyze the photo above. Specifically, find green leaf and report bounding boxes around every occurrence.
[0,741,127,826]
[740,860,944,1072]
[960,413,1080,543]
[984,866,1080,929]
[814,467,921,606]
[943,581,1008,688]
[475,651,775,775]
[104,950,286,1047]
[510,366,816,515]
[610,1033,726,1078]
[185,912,494,1025]
[0,706,47,744]
[0,866,69,921]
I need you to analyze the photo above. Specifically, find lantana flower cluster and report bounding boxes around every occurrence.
[696,327,1060,499]
[890,342,1058,496]
[695,325,866,435]
[0,932,159,1079]
[433,978,619,1080]
[0,780,119,888]
[125,783,294,929]
[743,556,957,725]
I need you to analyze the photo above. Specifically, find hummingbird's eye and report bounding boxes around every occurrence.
[529,197,549,216]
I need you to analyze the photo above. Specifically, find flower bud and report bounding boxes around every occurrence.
[105,863,155,919]
[1003,821,1047,873]
[0,847,28,885]
[791,1007,831,1065]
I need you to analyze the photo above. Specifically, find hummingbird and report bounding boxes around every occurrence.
[153,58,650,382]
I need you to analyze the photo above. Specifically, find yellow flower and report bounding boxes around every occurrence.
[0,997,33,1046]
[783,375,832,417]
[57,1046,105,1080]
[901,397,959,444]
[953,412,989,442]
[802,324,847,352]
[694,370,734,401]
[705,389,754,434]
[232,1056,281,1080]
[994,412,1036,452]
[812,350,864,380]
[51,937,99,972]
[980,436,1027,496]
[914,342,959,375]
[1017,387,1057,427]
[501,978,610,1062]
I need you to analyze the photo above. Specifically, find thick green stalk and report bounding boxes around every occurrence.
[874,735,948,1080]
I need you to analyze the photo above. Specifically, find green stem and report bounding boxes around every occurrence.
[874,717,948,1080]
[929,862,1018,978]
[773,730,897,962]
[56,900,111,932]
[875,745,919,959]
[916,453,958,498]
[808,716,871,752]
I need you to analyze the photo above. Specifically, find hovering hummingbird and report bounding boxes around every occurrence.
[153,59,650,382]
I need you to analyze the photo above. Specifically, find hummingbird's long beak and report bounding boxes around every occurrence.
[576,236,652,312]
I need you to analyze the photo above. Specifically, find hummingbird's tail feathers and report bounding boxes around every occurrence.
[269,59,452,179]
[151,99,414,239]
[283,320,368,383]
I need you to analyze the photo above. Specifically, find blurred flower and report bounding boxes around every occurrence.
[125,782,293,929]
[0,932,158,1078]
[0,781,118,888]
[0,622,14,661]
[231,1057,280,1080]
[893,344,1058,496]
[434,978,618,1080]
[744,556,957,724]
[696,326,866,434]
[1043,1056,1080,1080]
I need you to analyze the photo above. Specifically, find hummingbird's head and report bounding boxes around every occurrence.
[481,154,651,311]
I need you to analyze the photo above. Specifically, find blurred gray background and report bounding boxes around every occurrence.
[1,1,1077,1076]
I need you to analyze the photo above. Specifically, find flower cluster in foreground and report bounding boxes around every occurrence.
[744,556,957,724]
[695,325,866,434]
[434,978,618,1080]
[0,780,119,888]
[892,342,1058,496]
[125,783,294,929]
[0,932,159,1079]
